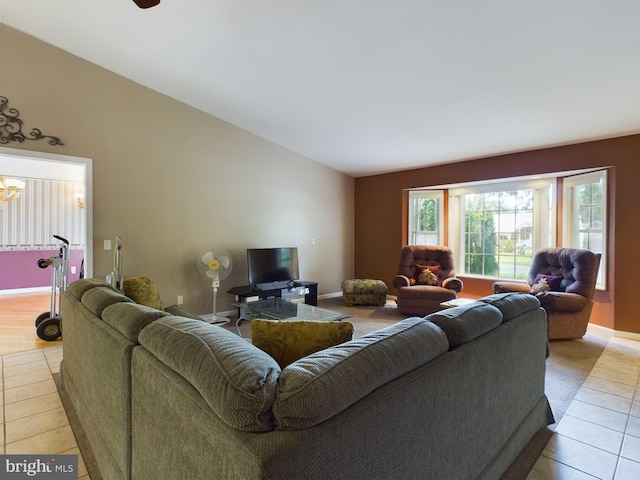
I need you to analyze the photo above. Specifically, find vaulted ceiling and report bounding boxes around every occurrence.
[2,0,639,177]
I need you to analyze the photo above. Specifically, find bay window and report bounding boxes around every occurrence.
[408,169,607,285]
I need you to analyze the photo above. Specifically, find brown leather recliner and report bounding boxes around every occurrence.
[392,245,464,315]
[493,247,601,340]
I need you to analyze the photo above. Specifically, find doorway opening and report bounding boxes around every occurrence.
[0,146,93,294]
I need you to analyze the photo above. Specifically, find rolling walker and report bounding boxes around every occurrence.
[35,235,69,341]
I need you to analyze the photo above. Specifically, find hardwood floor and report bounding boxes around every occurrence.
[0,291,62,355]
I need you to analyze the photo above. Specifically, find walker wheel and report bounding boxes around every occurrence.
[35,312,51,327]
[36,318,61,341]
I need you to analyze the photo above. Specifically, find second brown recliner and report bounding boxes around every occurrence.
[393,245,464,315]
[493,247,601,340]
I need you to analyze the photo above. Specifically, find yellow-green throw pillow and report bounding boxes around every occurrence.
[122,275,165,310]
[251,319,354,368]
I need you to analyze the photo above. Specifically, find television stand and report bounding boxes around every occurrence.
[227,281,318,306]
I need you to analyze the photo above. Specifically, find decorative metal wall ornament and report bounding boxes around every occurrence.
[0,96,64,146]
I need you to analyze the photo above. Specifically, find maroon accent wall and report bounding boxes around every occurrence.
[0,250,85,290]
[355,134,640,334]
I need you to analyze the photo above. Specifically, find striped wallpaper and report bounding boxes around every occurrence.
[0,178,85,250]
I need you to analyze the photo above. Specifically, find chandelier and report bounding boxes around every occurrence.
[0,176,25,210]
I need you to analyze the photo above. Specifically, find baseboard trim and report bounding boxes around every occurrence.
[319,291,342,299]
[0,286,50,296]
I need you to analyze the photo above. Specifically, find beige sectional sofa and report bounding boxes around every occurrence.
[61,278,554,480]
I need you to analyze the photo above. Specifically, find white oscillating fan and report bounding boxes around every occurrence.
[198,248,233,324]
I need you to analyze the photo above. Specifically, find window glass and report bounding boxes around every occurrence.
[564,171,606,289]
[447,178,554,281]
[408,190,443,245]
[463,190,534,280]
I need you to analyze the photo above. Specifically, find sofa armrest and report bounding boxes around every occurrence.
[392,275,411,289]
[493,281,531,294]
[535,291,589,313]
[442,277,463,292]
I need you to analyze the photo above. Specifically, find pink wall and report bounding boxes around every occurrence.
[0,250,85,290]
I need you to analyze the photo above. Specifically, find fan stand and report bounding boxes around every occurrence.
[208,280,230,325]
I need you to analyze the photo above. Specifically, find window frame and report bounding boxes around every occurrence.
[448,178,555,281]
[563,170,607,290]
[407,190,445,246]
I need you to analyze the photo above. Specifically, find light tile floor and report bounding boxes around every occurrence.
[2,336,639,480]
[1,345,90,479]
[527,335,640,480]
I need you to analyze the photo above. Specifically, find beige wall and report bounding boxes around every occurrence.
[1,25,354,314]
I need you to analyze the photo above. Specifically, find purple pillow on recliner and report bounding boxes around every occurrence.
[533,274,563,291]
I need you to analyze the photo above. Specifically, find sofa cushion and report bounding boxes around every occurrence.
[81,286,133,317]
[138,316,281,432]
[252,319,354,368]
[122,275,164,310]
[102,302,171,342]
[273,317,449,429]
[67,278,118,300]
[427,302,502,348]
[479,292,541,322]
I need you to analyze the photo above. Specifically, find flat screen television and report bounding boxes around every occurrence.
[247,247,299,287]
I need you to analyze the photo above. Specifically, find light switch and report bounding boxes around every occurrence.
[104,239,112,250]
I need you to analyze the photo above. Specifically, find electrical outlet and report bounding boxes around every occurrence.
[71,266,77,274]
[177,295,184,305]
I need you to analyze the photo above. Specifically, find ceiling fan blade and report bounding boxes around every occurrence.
[133,0,160,8]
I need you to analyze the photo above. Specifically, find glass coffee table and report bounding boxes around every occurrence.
[234,298,349,336]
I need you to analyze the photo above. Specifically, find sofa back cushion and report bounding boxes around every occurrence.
[479,292,541,322]
[138,316,281,432]
[81,286,133,317]
[427,302,502,348]
[102,302,171,343]
[273,318,449,430]
[67,278,118,300]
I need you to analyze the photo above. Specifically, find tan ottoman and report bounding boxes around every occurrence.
[342,279,388,306]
